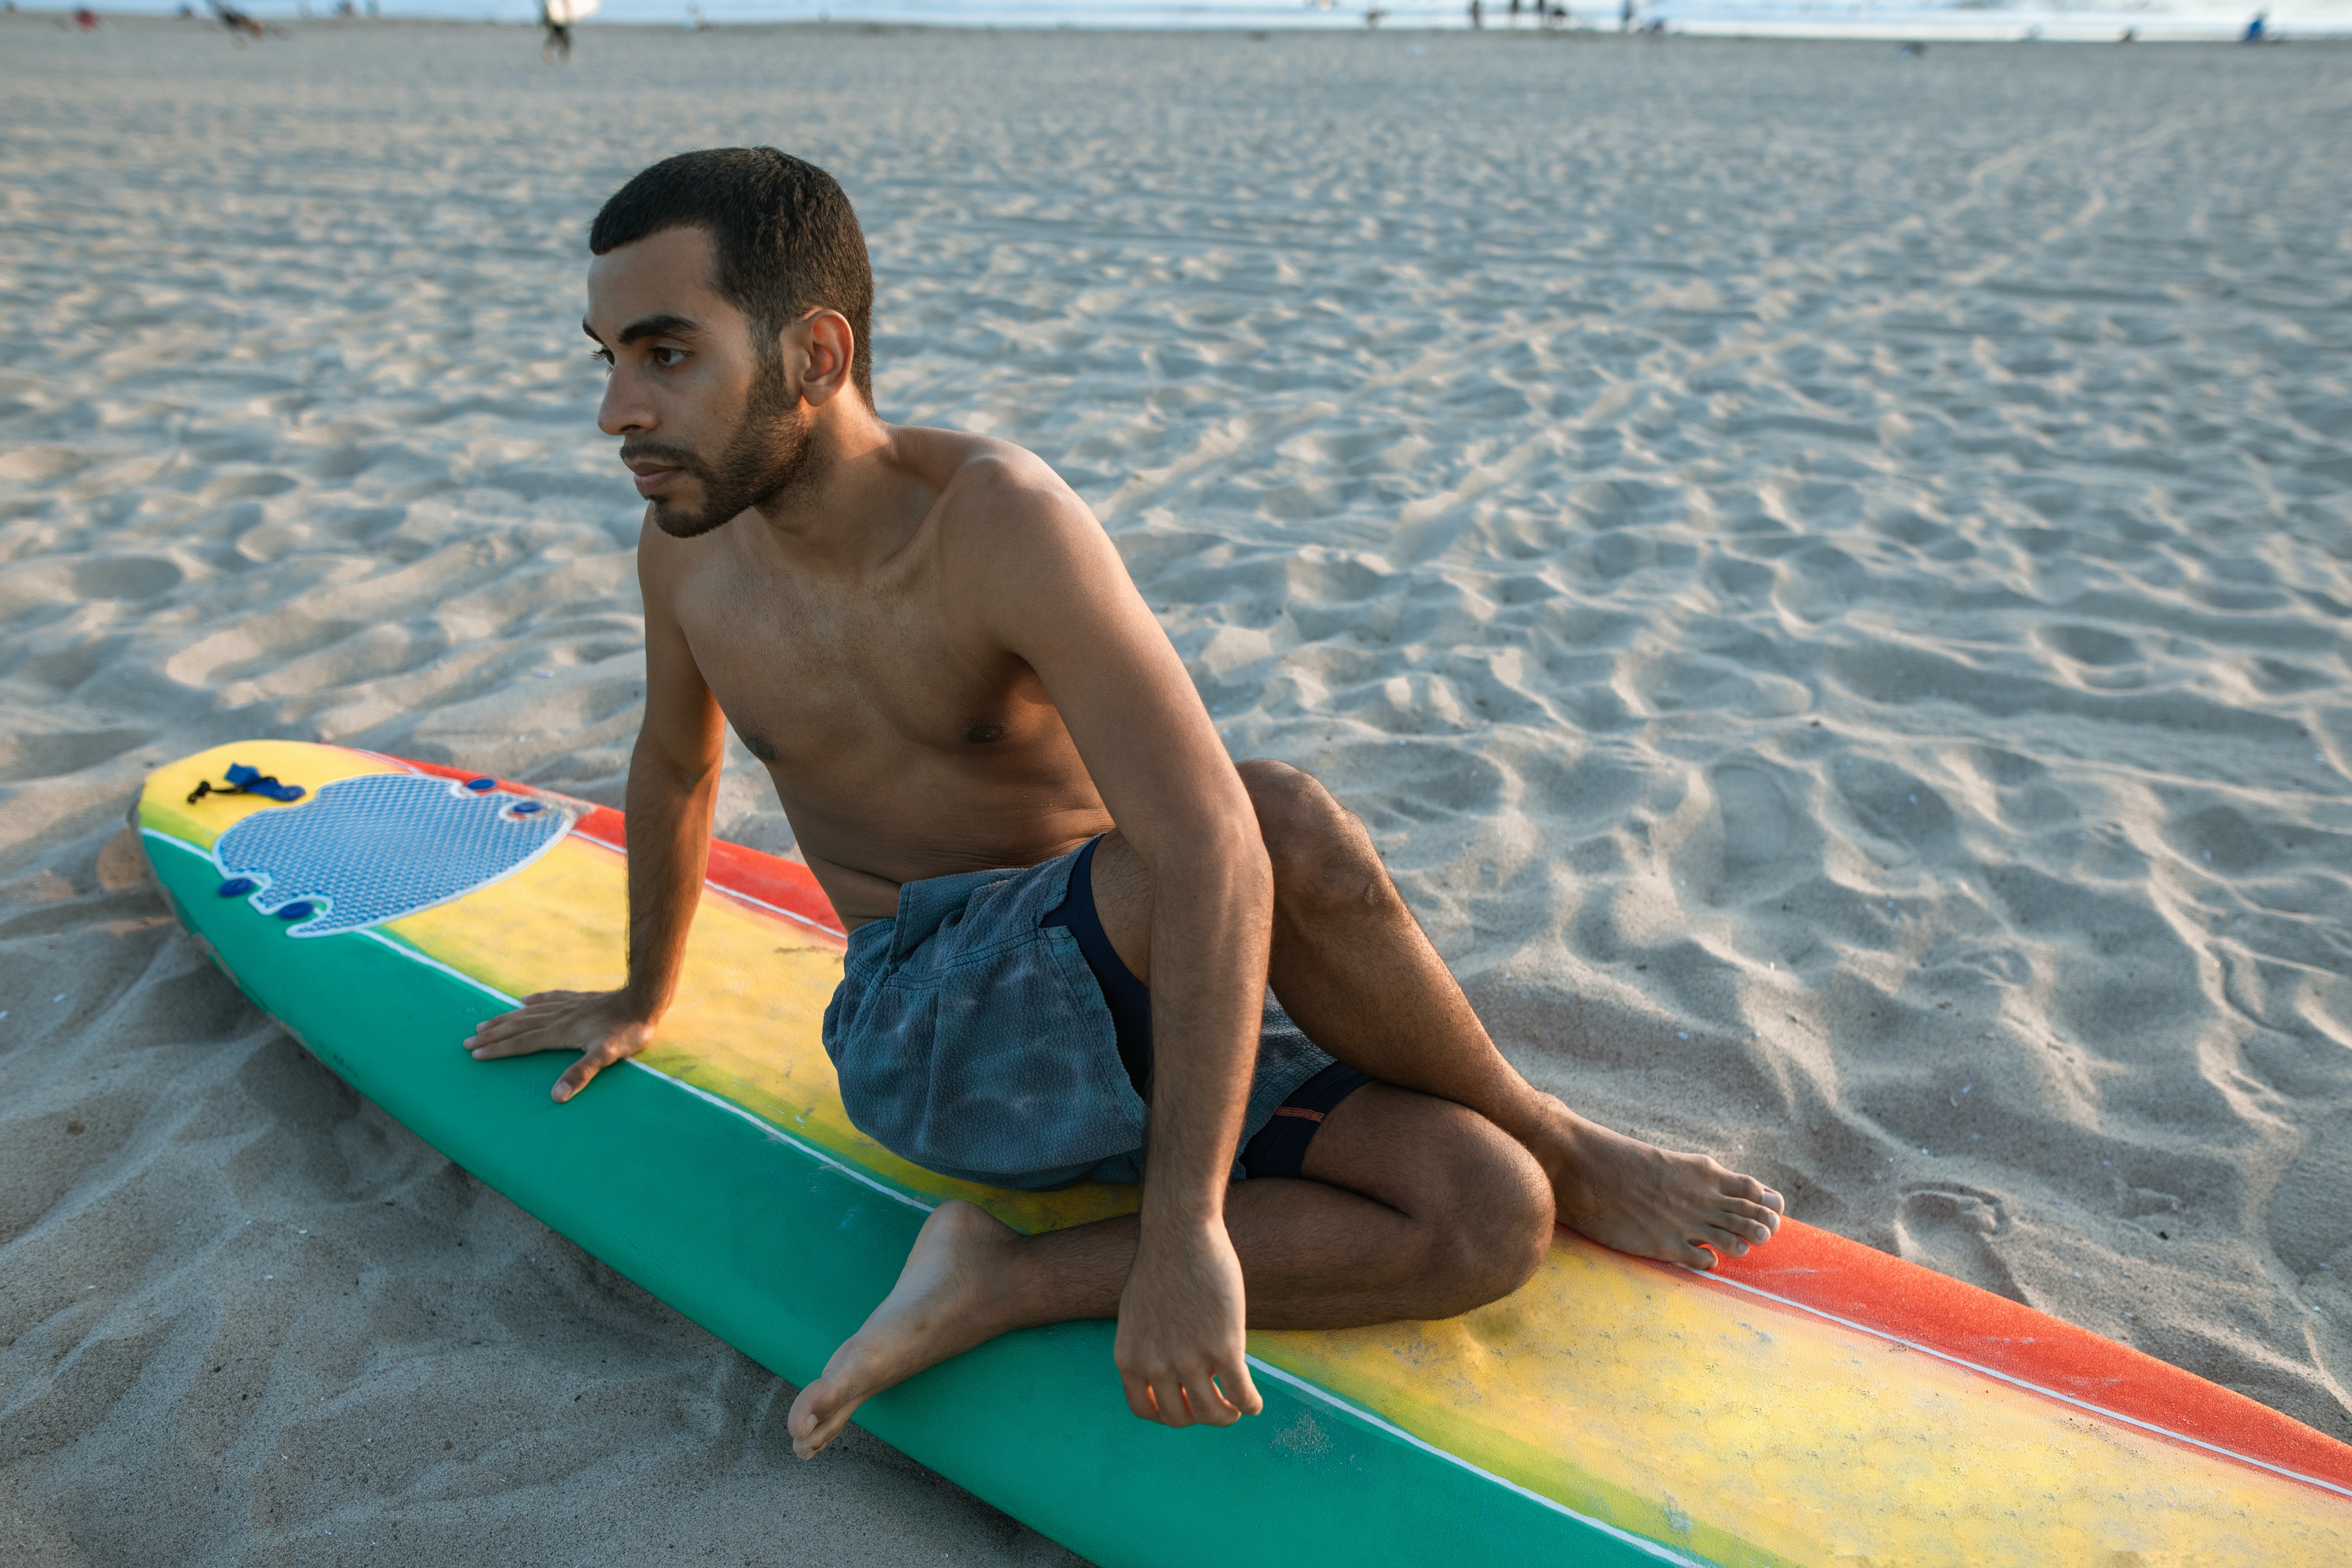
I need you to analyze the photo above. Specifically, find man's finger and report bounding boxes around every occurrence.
[551,1039,629,1103]
[1178,1370,1243,1428]
[463,1012,521,1045]
[464,1004,555,1047]
[1212,1360,1263,1419]
[1117,1371,1158,1423]
[1147,1376,1194,1428]
[465,1026,538,1058]
[467,1017,566,1058]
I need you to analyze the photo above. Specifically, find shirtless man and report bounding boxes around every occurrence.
[462,148,1783,1462]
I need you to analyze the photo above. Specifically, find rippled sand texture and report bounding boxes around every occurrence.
[5,17,2352,1561]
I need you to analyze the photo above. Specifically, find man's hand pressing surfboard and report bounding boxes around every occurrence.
[465,989,656,1103]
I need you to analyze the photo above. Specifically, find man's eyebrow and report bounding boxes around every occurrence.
[580,314,700,347]
[615,312,700,346]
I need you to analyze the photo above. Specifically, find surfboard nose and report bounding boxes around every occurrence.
[212,771,572,936]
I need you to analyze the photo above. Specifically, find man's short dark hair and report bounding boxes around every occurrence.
[591,147,873,405]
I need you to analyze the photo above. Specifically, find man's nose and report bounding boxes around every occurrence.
[597,371,652,437]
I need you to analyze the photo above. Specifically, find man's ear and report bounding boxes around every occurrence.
[791,310,857,408]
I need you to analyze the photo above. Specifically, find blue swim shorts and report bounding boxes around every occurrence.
[821,837,1366,1191]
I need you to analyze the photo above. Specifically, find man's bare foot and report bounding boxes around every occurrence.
[1528,1100,1785,1270]
[787,1200,1023,1459]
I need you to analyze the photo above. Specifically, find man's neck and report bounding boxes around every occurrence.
[744,403,926,572]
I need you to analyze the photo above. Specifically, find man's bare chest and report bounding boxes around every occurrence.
[677,573,1042,772]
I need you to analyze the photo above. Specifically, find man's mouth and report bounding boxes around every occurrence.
[622,451,693,498]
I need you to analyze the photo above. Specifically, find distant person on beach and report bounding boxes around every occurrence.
[542,0,572,61]
[1469,0,1482,28]
[463,147,1786,1458]
[206,0,263,39]
[2242,11,2266,41]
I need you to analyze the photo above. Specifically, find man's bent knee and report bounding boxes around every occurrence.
[1236,759,1333,831]
[1307,1088,1551,1316]
[1238,761,1386,913]
[1442,1141,1553,1310]
[1412,1114,1554,1317]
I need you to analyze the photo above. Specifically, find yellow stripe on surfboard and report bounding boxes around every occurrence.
[1260,1243,2349,1566]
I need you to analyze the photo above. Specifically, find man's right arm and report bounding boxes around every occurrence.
[461,523,726,1101]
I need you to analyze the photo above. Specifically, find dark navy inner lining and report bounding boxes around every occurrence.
[1040,835,1154,1100]
[1041,835,1370,1179]
[1238,1060,1370,1182]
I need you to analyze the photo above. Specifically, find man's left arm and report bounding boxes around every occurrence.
[963,468,1270,1432]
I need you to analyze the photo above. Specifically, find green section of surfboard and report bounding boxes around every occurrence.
[143,829,1666,1568]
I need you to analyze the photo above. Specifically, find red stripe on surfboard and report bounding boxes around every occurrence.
[386,755,846,939]
[1705,1218,2352,1492]
[574,804,846,939]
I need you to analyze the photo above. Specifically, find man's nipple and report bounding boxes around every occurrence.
[964,722,1006,744]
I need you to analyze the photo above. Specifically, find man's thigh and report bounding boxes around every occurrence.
[1080,827,1155,986]
[1084,759,1394,990]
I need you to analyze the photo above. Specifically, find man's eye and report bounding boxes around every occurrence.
[590,349,613,370]
[652,347,687,368]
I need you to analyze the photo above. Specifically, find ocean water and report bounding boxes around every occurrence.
[63,0,2352,40]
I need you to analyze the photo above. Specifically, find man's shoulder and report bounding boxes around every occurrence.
[905,426,1096,553]
[906,427,1076,512]
[894,428,1128,640]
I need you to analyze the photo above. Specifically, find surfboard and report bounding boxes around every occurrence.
[137,739,2352,1567]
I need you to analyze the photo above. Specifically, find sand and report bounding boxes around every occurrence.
[4,16,2350,1563]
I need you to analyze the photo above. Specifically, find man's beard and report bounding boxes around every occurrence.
[627,356,821,540]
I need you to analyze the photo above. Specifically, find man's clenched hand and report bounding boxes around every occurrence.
[1112,1219,1262,1430]
[463,990,656,1103]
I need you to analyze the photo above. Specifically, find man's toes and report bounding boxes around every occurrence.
[788,1386,844,1459]
[1674,1240,1719,1270]
[1717,1170,1772,1202]
[1714,1173,1786,1231]
[1700,1225,1751,1257]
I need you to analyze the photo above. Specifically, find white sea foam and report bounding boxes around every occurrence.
[56,0,2352,42]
